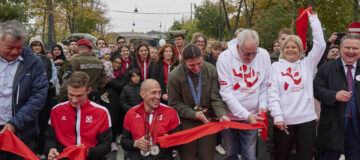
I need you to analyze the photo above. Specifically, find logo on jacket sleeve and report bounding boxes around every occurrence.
[281,67,302,91]
[233,65,259,89]
[86,116,93,123]
[219,81,227,85]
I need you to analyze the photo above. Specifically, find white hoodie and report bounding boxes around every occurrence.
[217,43,271,121]
[267,15,326,125]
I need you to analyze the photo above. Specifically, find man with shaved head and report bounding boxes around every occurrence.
[121,79,181,159]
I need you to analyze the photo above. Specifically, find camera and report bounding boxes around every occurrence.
[334,32,345,45]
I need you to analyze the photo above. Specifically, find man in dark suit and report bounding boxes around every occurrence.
[314,33,360,160]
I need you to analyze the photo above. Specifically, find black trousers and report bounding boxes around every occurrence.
[273,120,316,160]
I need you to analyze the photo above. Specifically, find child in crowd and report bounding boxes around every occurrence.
[100,48,113,104]
[119,68,143,112]
[100,48,113,77]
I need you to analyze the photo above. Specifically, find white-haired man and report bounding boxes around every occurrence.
[216,29,271,159]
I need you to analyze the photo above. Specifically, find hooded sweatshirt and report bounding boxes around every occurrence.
[267,15,326,125]
[217,42,271,121]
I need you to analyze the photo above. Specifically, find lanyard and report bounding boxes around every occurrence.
[143,109,159,145]
[185,65,202,106]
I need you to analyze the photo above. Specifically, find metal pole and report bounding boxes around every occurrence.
[190,3,193,20]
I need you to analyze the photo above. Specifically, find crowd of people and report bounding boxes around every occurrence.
[0,10,360,160]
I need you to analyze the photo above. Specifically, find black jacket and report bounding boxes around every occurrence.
[150,59,178,96]
[204,53,217,66]
[128,60,153,81]
[107,74,127,131]
[119,82,143,112]
[314,58,360,152]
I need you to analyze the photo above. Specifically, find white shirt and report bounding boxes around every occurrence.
[0,56,23,125]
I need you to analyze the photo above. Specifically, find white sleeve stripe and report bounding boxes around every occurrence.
[90,102,112,127]
[49,101,70,125]
[51,101,69,110]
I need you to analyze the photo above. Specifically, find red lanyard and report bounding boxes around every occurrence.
[143,109,159,145]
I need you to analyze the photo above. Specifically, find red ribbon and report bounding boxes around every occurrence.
[57,145,87,160]
[0,130,39,160]
[296,6,312,51]
[158,112,268,148]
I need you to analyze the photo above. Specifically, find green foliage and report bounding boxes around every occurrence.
[253,0,297,49]
[0,0,30,23]
[170,20,182,31]
[194,0,228,39]
[314,0,353,37]
[182,20,198,41]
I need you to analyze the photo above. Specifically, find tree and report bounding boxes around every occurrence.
[0,0,31,23]
[194,0,228,39]
[354,0,359,22]
[170,20,182,31]
[29,0,110,47]
[47,0,55,51]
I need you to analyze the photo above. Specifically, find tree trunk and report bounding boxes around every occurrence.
[72,1,78,33]
[47,0,55,50]
[221,0,232,34]
[218,0,222,41]
[354,0,359,22]
[249,0,257,27]
[43,10,47,43]
[233,0,243,37]
[244,0,250,28]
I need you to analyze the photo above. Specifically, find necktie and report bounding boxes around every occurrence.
[346,65,353,118]
[347,65,353,91]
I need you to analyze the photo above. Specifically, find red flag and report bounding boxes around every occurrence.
[57,145,87,160]
[296,6,312,51]
[158,112,268,148]
[0,130,39,160]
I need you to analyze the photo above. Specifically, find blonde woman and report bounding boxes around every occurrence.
[191,32,207,58]
[268,11,326,160]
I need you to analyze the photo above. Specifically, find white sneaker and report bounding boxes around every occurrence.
[216,145,226,155]
[111,142,118,151]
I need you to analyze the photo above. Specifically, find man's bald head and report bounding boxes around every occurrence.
[141,79,161,92]
[140,79,162,111]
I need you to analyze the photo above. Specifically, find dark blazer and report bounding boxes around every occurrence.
[314,58,360,152]
[150,59,179,95]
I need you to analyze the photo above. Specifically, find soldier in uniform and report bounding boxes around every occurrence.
[58,39,106,102]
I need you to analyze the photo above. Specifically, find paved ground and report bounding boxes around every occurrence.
[106,136,345,160]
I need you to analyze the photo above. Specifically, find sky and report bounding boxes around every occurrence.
[104,0,203,33]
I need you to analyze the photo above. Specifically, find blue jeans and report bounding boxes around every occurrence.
[223,126,258,160]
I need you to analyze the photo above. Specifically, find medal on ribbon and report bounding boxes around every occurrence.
[141,108,160,156]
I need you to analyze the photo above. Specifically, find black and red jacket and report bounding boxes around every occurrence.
[121,102,180,159]
[44,99,112,160]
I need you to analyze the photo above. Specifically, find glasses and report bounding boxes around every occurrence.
[196,40,205,43]
[241,48,259,56]
[118,41,126,44]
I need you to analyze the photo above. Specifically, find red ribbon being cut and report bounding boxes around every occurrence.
[0,130,39,160]
[57,145,87,160]
[296,6,312,51]
[158,112,268,148]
